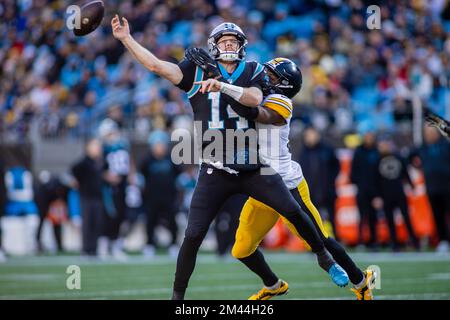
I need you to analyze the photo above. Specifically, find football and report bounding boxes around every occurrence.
[73,0,105,36]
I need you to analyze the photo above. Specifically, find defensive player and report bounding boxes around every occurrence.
[217,57,377,300]
[111,16,348,300]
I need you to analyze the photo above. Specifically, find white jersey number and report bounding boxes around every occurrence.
[208,92,248,129]
[106,150,130,175]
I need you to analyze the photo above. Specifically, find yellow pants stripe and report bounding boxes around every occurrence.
[232,178,328,259]
[296,178,328,238]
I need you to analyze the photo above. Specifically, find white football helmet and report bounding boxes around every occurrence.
[97,118,119,140]
[207,22,248,62]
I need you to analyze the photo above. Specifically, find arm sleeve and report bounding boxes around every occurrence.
[262,95,293,120]
[175,58,198,92]
[222,94,259,120]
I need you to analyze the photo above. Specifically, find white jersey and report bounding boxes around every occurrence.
[257,94,303,189]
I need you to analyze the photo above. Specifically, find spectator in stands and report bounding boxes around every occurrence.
[298,126,340,240]
[411,126,450,253]
[71,139,104,257]
[375,136,420,251]
[139,130,180,258]
[2,1,450,143]
[350,126,380,249]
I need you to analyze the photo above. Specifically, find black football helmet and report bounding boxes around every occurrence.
[262,58,302,98]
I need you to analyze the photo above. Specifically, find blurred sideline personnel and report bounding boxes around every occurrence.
[4,165,39,253]
[35,171,70,253]
[111,16,348,300]
[375,136,419,251]
[139,130,180,258]
[176,165,198,217]
[411,126,450,253]
[72,139,105,257]
[224,58,375,300]
[299,127,340,240]
[97,118,132,260]
[350,126,380,249]
[0,159,6,262]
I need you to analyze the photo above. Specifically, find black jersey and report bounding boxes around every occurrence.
[176,59,266,172]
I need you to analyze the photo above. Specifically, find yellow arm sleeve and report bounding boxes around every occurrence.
[262,96,293,119]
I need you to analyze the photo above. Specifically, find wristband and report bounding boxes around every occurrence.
[220,82,244,101]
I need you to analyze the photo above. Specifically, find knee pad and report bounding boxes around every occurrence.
[231,231,257,259]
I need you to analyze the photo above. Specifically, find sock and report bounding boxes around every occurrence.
[172,290,185,300]
[266,279,281,290]
[173,236,202,293]
[324,237,364,285]
[354,275,366,289]
[239,249,279,287]
[316,249,335,272]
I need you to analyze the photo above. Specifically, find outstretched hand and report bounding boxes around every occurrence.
[111,14,130,41]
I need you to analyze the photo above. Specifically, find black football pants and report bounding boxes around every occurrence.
[173,164,325,293]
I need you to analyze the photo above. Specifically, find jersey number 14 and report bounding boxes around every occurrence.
[208,92,249,130]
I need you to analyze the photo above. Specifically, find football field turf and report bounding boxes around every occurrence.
[0,251,449,300]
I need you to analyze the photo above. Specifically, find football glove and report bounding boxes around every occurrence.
[185,47,222,79]
[424,108,450,137]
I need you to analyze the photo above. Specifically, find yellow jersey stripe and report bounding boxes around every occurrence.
[267,97,293,111]
[263,102,291,119]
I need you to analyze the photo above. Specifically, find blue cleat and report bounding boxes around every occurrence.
[328,263,349,287]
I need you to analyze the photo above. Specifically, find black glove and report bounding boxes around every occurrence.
[424,108,450,137]
[185,47,222,79]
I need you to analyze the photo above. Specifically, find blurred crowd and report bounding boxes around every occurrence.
[1,0,450,142]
